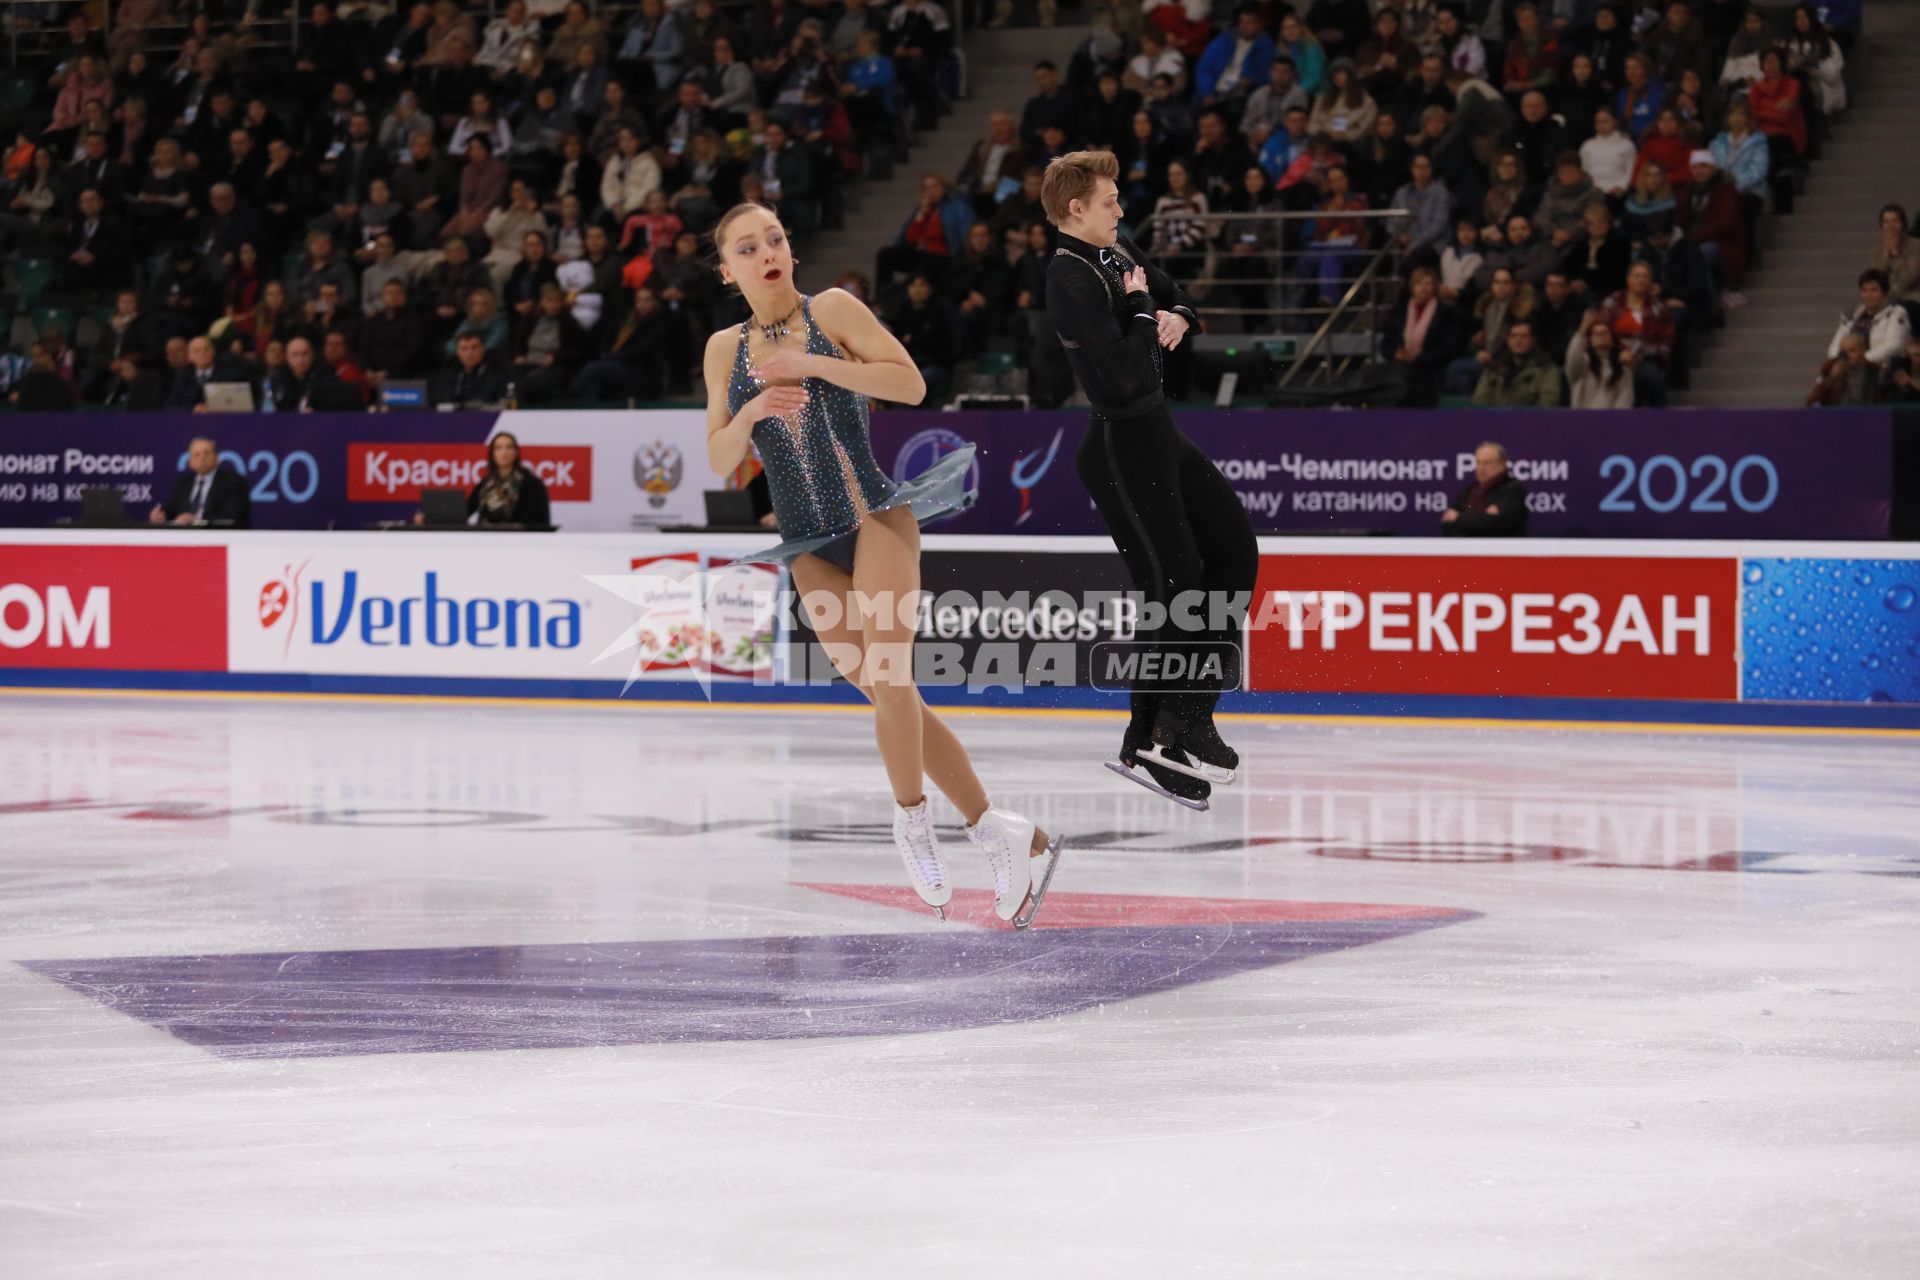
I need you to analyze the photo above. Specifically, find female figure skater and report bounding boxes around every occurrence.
[702,201,1062,926]
[1042,150,1260,811]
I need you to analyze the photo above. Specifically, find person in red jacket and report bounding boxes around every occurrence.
[1676,150,1750,305]
[1748,47,1807,171]
[1599,260,1678,405]
[1633,107,1693,198]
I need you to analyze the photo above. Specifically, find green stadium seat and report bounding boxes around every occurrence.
[13,258,54,307]
[30,306,77,339]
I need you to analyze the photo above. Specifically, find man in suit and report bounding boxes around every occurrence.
[192,182,268,270]
[63,132,124,214]
[60,188,128,296]
[166,335,256,410]
[749,121,816,229]
[263,335,362,412]
[329,112,393,231]
[1442,441,1530,537]
[430,332,508,407]
[150,436,252,527]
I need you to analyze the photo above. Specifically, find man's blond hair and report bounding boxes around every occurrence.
[1041,150,1119,226]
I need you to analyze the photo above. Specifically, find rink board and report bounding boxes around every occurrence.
[0,407,1898,538]
[2,531,1919,729]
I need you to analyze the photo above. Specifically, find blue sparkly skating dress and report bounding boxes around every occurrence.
[725,295,975,570]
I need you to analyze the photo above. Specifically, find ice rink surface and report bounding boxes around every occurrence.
[2,692,1917,1278]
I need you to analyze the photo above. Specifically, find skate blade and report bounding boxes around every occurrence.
[1138,743,1236,786]
[1104,759,1210,812]
[1011,836,1066,931]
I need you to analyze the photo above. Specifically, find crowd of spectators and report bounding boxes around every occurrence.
[858,0,1866,409]
[1809,205,1920,405]
[0,0,960,410]
[0,0,1890,413]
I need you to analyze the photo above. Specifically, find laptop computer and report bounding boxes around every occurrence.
[80,488,128,527]
[704,490,758,528]
[204,382,255,412]
[419,488,470,527]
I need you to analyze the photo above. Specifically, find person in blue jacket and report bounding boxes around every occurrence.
[1195,6,1276,120]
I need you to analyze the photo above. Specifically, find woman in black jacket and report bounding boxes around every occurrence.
[502,230,561,318]
[467,431,553,527]
[1382,265,1469,406]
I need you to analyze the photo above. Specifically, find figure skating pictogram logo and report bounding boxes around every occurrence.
[1010,427,1064,527]
[256,557,309,658]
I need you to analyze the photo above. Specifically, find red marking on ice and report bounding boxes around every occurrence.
[795,883,1464,930]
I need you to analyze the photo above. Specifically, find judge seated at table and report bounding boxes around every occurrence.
[150,436,252,527]
[414,431,551,528]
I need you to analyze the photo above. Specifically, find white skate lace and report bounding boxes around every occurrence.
[971,822,1014,900]
[899,808,945,890]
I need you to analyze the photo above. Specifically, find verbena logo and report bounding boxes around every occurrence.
[262,570,584,650]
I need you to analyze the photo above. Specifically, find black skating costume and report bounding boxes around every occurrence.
[1045,229,1259,808]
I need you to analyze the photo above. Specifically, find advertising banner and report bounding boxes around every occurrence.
[867,409,1896,541]
[0,544,227,670]
[230,541,648,680]
[0,413,496,530]
[1741,557,1920,704]
[0,410,709,532]
[1248,553,1740,700]
[783,550,1137,690]
[623,552,780,679]
[498,409,708,530]
[2,408,1893,539]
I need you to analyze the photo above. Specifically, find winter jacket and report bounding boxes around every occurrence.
[1472,353,1563,407]
[1676,175,1749,288]
[1599,291,1678,367]
[1748,75,1807,155]
[1533,175,1604,239]
[1709,129,1769,199]
[1194,31,1276,101]
[1828,305,1914,366]
[892,193,975,261]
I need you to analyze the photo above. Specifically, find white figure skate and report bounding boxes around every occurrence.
[966,808,1066,930]
[893,799,952,920]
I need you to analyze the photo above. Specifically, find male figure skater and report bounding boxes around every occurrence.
[1042,150,1259,810]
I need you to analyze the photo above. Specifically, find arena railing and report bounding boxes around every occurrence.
[1135,205,1408,389]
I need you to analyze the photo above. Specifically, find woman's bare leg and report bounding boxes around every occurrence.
[852,509,1051,865]
[789,535,990,822]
